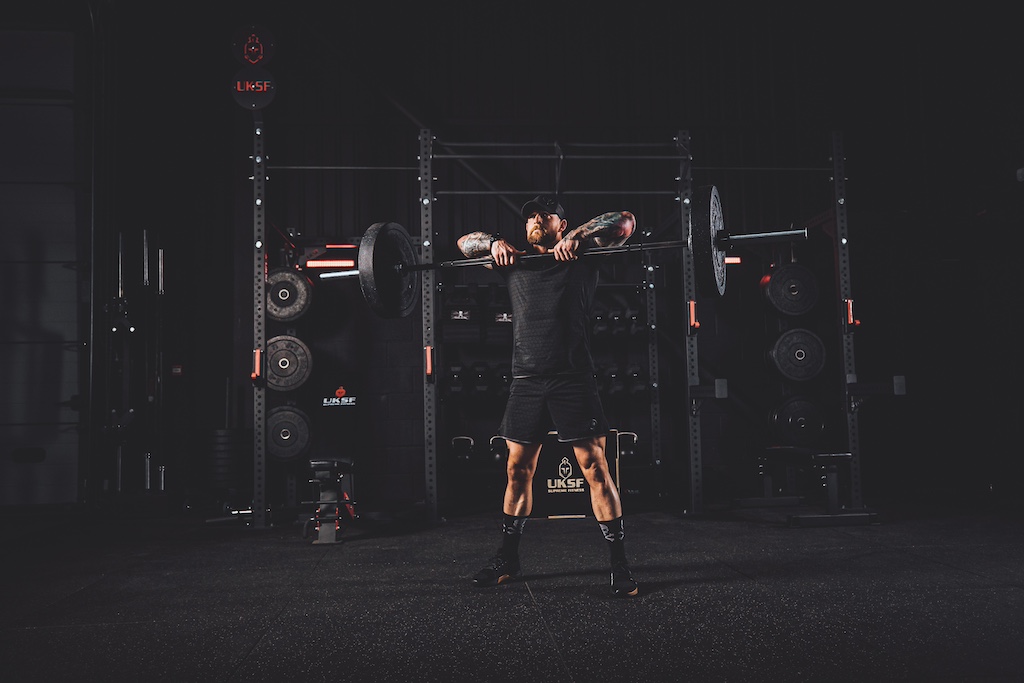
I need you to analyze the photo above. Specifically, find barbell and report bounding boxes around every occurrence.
[321,186,808,318]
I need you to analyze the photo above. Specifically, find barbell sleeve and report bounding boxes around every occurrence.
[722,227,808,245]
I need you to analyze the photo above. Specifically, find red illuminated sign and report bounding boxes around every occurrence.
[242,33,264,64]
[232,25,275,66]
[236,79,273,93]
[232,65,276,110]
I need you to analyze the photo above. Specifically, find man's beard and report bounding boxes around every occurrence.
[528,227,557,247]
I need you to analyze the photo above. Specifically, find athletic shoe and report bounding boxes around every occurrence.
[610,562,639,597]
[472,554,521,587]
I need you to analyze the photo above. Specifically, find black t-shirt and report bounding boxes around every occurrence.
[497,256,599,378]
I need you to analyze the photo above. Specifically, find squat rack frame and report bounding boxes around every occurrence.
[416,129,711,519]
[248,126,867,524]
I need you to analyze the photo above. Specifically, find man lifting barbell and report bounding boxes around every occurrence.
[342,187,808,593]
[457,195,641,597]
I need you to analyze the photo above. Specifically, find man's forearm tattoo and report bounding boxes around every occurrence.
[459,231,495,257]
[563,212,634,247]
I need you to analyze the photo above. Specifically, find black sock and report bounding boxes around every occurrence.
[500,514,527,558]
[598,517,628,566]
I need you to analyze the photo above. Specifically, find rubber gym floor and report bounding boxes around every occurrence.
[1,500,1022,683]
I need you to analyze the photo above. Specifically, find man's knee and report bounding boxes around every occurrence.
[506,443,540,482]
[572,439,610,481]
[506,459,535,483]
[581,463,613,488]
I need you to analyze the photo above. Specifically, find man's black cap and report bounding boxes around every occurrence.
[521,195,566,221]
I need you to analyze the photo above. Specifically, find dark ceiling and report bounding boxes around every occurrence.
[94,2,1023,220]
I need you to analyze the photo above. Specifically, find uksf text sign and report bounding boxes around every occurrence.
[232,65,276,110]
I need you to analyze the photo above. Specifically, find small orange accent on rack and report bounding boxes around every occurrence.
[251,348,262,380]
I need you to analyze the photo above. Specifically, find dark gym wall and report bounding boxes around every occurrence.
[2,2,1020,513]
[0,25,81,505]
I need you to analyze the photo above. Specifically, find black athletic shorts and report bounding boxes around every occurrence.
[498,373,609,444]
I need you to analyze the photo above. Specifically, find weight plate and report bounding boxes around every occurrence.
[266,268,313,322]
[764,263,819,316]
[770,396,826,446]
[266,405,311,461]
[769,328,826,381]
[689,185,727,297]
[358,222,420,318]
[266,335,313,391]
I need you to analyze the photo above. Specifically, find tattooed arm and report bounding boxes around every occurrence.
[457,231,495,258]
[457,231,523,267]
[553,211,636,261]
[564,211,636,247]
